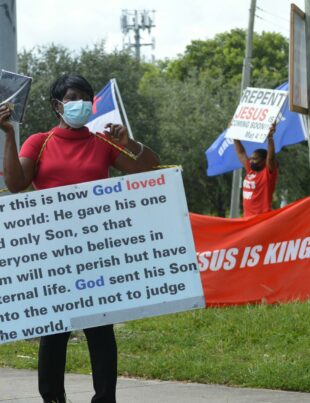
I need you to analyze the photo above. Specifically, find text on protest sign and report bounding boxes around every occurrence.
[190,196,310,306]
[197,237,310,272]
[225,87,288,143]
[0,168,205,344]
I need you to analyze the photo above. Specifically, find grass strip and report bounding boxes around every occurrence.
[1,302,310,391]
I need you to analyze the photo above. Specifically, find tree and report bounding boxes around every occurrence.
[276,143,310,203]
[140,29,307,214]
[166,29,289,89]
[18,43,152,147]
[17,33,308,215]
[140,69,238,214]
[18,44,78,141]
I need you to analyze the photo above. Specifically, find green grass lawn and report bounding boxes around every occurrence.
[1,302,310,392]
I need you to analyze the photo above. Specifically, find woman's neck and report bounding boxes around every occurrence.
[58,119,70,129]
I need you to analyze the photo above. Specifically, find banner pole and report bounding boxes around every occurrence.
[112,78,134,139]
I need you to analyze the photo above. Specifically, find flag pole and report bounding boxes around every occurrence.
[112,78,134,139]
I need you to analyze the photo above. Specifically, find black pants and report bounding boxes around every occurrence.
[38,325,117,403]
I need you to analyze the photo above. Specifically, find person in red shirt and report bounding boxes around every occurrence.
[0,74,160,403]
[234,124,278,217]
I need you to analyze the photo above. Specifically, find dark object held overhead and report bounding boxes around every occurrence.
[0,69,32,123]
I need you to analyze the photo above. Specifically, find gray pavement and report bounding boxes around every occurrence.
[0,367,309,403]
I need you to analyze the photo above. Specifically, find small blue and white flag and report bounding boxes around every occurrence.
[86,79,122,134]
[205,82,308,176]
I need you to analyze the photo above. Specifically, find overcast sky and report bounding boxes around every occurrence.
[17,0,305,60]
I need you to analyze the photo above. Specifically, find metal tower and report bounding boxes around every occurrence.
[121,9,156,61]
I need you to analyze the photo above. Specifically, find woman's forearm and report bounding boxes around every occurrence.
[4,129,31,192]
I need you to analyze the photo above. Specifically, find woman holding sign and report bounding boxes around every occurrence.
[0,74,160,403]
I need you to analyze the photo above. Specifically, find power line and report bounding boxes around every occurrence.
[255,13,289,34]
[256,4,290,23]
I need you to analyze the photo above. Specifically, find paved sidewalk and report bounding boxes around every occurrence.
[0,368,309,403]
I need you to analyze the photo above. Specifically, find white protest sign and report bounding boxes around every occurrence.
[0,168,205,344]
[226,87,288,143]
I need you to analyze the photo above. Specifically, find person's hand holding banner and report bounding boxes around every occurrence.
[267,122,276,140]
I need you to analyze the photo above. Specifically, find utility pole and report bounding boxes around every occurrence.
[0,0,17,71]
[229,0,256,218]
[304,0,310,165]
[0,0,18,192]
[121,9,156,62]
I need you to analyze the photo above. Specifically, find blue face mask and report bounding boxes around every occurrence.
[59,100,92,128]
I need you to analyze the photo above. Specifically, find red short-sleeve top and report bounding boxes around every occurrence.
[242,160,278,217]
[19,126,120,190]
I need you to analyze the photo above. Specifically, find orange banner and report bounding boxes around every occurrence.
[190,196,310,306]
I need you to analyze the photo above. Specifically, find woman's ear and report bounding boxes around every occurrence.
[51,99,62,117]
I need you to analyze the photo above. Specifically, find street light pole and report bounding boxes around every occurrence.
[229,0,256,218]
